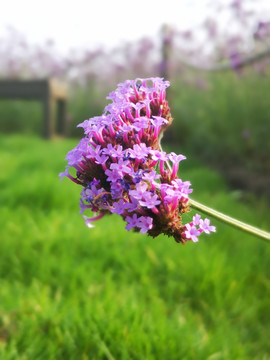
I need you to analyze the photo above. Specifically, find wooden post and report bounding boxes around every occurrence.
[43,90,54,139]
[160,24,172,80]
[57,99,67,135]
[160,25,174,142]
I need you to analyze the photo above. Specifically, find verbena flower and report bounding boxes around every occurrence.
[60,77,216,244]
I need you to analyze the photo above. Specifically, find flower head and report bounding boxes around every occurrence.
[60,77,215,244]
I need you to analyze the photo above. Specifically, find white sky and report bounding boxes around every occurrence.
[1,0,270,54]
[0,0,216,53]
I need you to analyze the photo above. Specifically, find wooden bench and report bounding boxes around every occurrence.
[0,79,68,138]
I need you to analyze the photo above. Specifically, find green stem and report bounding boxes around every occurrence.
[189,198,270,242]
[159,140,270,242]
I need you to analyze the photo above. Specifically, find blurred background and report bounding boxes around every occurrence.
[1,0,270,359]
[1,0,270,196]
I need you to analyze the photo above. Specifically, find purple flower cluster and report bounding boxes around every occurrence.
[60,77,215,244]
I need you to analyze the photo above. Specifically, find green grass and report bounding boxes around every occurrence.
[0,135,269,359]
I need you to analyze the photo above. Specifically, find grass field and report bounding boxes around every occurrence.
[0,135,269,359]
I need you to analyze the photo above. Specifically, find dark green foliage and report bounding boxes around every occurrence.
[169,72,270,175]
[1,71,269,180]
[0,100,42,135]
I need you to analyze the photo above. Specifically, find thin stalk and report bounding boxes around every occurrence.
[159,141,270,242]
[189,198,270,242]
